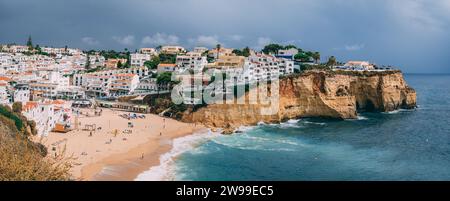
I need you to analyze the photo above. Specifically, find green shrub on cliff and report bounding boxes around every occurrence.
[0,105,24,132]
[300,64,332,72]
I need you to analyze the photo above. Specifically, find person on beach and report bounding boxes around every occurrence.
[141,153,144,160]
[160,132,162,136]
[89,131,92,137]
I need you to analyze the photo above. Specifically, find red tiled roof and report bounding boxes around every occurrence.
[158,63,176,67]
[0,76,12,82]
[23,102,38,111]
[116,73,136,77]
[52,100,65,105]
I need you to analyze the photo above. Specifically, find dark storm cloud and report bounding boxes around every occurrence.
[0,0,449,73]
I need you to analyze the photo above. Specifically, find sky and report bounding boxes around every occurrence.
[0,0,449,73]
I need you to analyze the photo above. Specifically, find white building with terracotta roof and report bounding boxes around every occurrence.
[157,63,177,74]
[22,100,71,136]
[139,48,158,56]
[109,73,140,96]
[73,67,145,97]
[342,61,375,71]
[73,66,148,86]
[41,47,65,55]
[208,47,234,59]
[3,45,29,53]
[131,53,152,67]
[0,53,14,74]
[245,53,294,82]
[176,52,207,72]
[160,46,186,55]
[193,47,209,54]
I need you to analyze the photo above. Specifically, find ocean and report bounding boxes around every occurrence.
[136,74,450,181]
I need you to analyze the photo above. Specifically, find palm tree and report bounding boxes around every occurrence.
[312,52,321,64]
[27,36,34,51]
[85,52,91,69]
[326,56,337,67]
[216,44,221,60]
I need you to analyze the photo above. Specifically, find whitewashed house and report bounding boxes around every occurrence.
[160,46,186,55]
[176,52,207,72]
[109,73,140,96]
[0,82,10,105]
[139,48,158,56]
[131,53,152,67]
[22,100,71,136]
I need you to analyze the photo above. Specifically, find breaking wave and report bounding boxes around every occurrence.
[134,129,220,181]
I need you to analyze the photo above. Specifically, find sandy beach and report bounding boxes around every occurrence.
[34,108,205,181]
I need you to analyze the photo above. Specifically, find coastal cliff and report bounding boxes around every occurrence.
[0,105,71,181]
[181,70,417,132]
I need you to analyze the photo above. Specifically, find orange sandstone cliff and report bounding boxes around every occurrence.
[181,70,417,132]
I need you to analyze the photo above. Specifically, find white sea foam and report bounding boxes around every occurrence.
[287,119,300,124]
[383,109,414,114]
[385,110,400,114]
[358,115,368,120]
[241,135,300,146]
[257,121,267,126]
[211,138,296,152]
[347,115,369,121]
[134,129,220,181]
[236,125,256,132]
[277,119,301,128]
[303,121,327,126]
[346,115,368,121]
[279,123,301,129]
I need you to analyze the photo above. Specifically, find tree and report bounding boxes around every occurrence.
[158,53,176,64]
[242,47,251,57]
[326,56,337,67]
[234,47,251,57]
[27,36,33,51]
[294,52,311,62]
[12,102,22,113]
[262,44,284,55]
[144,57,160,70]
[312,52,321,64]
[201,50,209,57]
[117,60,123,68]
[85,53,91,69]
[125,49,131,68]
[157,72,173,85]
[232,49,243,56]
[284,44,298,50]
[35,45,41,52]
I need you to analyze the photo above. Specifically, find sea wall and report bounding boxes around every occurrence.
[181,70,417,132]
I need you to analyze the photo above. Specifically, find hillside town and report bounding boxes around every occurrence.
[0,37,392,136]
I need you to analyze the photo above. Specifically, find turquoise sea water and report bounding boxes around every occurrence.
[137,74,450,181]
